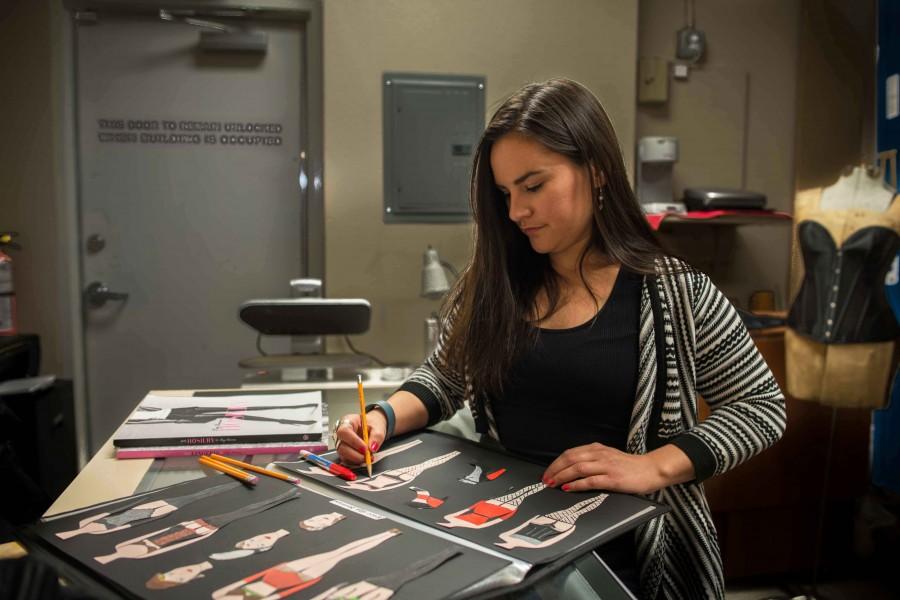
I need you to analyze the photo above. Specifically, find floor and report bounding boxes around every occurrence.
[725,487,900,600]
[726,579,897,600]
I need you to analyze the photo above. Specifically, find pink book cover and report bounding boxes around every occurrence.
[116,441,328,459]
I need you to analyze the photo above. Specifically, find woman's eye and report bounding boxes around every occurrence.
[525,183,543,193]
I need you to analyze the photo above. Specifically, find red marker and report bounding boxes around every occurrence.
[300,450,358,481]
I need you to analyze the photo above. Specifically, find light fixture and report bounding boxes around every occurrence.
[420,246,456,300]
[419,246,458,356]
[158,9,268,53]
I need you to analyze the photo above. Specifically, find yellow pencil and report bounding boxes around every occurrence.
[210,453,300,485]
[357,374,373,477]
[198,456,258,485]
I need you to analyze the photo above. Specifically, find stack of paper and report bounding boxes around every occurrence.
[112,390,326,459]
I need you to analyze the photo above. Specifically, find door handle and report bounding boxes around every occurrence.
[84,281,129,308]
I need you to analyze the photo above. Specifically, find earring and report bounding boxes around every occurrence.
[596,188,605,211]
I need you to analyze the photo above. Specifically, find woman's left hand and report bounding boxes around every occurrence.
[541,442,691,495]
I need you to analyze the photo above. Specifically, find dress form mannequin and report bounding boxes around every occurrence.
[786,166,900,408]
[820,165,894,211]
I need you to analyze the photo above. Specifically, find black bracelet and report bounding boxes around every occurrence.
[365,400,396,441]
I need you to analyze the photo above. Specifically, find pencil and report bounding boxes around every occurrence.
[210,453,300,485]
[198,456,258,485]
[357,374,373,477]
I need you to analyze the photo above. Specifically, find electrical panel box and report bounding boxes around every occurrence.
[638,56,668,104]
[383,72,485,223]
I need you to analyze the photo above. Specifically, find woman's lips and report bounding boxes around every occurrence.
[522,226,544,236]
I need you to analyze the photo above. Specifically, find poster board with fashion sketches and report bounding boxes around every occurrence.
[25,475,512,600]
[277,430,667,566]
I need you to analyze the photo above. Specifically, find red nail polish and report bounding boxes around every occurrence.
[562,484,570,491]
[370,442,378,452]
[547,480,554,487]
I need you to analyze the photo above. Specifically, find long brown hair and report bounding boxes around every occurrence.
[441,78,664,397]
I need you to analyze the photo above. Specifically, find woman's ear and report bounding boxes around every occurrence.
[590,166,607,189]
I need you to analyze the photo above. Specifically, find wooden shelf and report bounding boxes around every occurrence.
[646,209,792,231]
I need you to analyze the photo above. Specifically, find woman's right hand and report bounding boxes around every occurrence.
[333,410,387,466]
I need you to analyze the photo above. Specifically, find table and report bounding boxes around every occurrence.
[41,386,636,599]
[46,386,369,517]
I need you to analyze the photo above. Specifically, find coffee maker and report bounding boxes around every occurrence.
[637,136,684,213]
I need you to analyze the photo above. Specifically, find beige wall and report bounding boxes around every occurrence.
[795,0,875,191]
[4,0,805,376]
[1,0,637,457]
[324,0,639,365]
[637,0,799,308]
[790,0,876,297]
[0,0,69,377]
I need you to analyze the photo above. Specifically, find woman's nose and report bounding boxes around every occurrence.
[507,193,532,223]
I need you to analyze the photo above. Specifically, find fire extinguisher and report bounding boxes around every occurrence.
[0,231,21,336]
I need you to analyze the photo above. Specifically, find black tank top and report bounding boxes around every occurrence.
[489,267,642,578]
[490,268,641,463]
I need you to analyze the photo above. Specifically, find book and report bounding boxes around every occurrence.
[112,390,324,448]
[114,440,328,459]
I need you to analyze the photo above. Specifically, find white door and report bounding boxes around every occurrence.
[73,7,318,451]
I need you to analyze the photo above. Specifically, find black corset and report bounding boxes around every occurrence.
[788,220,900,343]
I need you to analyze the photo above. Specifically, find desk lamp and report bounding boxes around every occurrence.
[421,246,452,299]
[420,247,457,355]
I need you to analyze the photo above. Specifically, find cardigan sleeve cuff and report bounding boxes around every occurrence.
[669,432,718,483]
[397,381,444,427]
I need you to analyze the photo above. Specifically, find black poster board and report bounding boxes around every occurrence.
[277,431,667,567]
[24,475,511,599]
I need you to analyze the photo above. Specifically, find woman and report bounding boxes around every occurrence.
[334,78,786,599]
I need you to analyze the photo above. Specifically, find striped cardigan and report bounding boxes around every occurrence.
[399,257,787,599]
